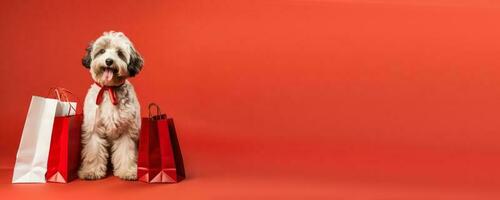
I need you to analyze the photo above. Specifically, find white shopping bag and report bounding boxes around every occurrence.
[12,95,76,183]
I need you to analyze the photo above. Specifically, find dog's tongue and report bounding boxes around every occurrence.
[103,68,114,82]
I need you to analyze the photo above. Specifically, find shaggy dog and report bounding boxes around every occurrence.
[78,31,143,180]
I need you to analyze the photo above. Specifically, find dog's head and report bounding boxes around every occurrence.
[82,31,144,86]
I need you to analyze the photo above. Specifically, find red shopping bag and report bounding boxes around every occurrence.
[45,88,82,183]
[137,103,185,183]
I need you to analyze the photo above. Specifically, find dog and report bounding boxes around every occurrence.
[78,31,143,180]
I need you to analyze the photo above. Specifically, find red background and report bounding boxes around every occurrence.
[1,0,500,199]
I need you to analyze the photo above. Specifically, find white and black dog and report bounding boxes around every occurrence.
[79,31,143,180]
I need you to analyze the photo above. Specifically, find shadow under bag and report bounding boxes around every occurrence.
[137,103,185,183]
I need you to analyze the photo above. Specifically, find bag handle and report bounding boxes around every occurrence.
[48,87,77,115]
[148,103,163,119]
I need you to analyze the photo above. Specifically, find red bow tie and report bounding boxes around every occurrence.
[95,82,124,105]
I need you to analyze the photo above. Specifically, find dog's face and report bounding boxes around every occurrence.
[82,31,143,86]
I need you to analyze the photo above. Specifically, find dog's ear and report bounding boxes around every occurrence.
[127,47,144,77]
[82,42,93,68]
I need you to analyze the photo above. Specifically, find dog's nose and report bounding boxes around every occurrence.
[105,58,114,66]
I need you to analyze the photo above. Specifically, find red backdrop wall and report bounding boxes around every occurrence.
[1,0,500,198]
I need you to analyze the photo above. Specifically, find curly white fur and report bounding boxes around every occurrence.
[78,31,143,180]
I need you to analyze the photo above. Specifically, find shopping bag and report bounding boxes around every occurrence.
[45,113,82,183]
[12,88,77,183]
[45,88,81,183]
[137,103,185,183]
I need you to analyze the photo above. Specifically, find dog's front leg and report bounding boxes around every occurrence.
[78,132,109,180]
[111,133,138,180]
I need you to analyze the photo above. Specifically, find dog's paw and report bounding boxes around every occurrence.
[78,168,106,180]
[114,166,137,181]
[115,170,137,181]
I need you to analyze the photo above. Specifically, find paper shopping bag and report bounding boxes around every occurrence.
[45,114,82,183]
[137,103,185,183]
[12,88,77,183]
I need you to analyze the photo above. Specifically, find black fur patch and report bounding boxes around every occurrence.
[82,42,93,68]
[127,47,144,77]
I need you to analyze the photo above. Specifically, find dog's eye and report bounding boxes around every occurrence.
[117,50,126,60]
[94,49,105,57]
